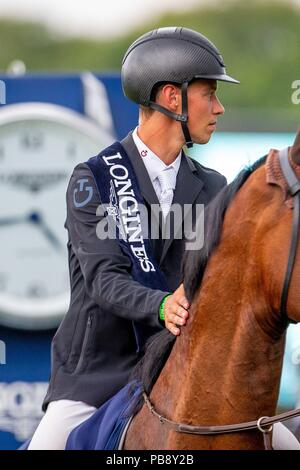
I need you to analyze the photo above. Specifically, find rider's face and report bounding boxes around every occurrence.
[187,79,225,144]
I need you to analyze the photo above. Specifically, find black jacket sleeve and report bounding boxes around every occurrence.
[66,163,170,327]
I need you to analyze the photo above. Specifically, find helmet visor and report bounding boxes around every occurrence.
[194,73,239,84]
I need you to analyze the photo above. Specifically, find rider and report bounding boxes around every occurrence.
[28,26,238,449]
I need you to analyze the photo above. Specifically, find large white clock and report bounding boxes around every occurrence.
[0,102,113,330]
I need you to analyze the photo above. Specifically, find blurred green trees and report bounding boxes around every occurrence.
[0,0,299,117]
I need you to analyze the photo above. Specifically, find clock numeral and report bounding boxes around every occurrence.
[27,285,46,298]
[21,133,44,150]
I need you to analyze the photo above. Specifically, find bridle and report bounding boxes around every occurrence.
[278,147,300,320]
[143,147,300,450]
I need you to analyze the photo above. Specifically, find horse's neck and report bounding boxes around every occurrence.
[149,183,286,447]
[153,273,284,416]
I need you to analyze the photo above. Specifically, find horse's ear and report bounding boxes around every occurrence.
[266,149,294,208]
[291,128,300,166]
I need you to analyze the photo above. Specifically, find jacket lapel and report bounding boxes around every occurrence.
[120,133,163,258]
[120,133,204,266]
[159,153,204,265]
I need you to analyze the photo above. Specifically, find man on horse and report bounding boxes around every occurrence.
[28,26,238,449]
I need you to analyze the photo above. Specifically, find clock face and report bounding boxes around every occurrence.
[0,103,113,329]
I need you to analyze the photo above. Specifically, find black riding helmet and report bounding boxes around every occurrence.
[121,27,239,147]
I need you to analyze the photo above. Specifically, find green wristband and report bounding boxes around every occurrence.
[159,295,171,322]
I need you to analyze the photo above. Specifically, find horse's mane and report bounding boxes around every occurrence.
[128,155,267,415]
[183,155,267,302]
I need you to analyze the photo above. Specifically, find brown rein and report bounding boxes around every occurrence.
[143,392,300,449]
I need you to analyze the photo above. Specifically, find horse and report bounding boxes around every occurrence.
[124,130,300,450]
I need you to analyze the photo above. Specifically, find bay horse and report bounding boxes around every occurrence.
[124,130,300,450]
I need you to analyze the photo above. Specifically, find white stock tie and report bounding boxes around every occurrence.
[157,167,177,218]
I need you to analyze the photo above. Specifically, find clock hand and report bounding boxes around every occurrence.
[0,215,26,226]
[28,212,65,252]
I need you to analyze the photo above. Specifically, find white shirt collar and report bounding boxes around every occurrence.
[132,127,181,184]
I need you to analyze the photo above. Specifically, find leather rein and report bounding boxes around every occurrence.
[143,148,300,450]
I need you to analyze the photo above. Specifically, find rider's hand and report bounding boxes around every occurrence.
[164,284,189,336]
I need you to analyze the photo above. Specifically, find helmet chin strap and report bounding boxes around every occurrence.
[180,82,193,148]
[148,82,194,148]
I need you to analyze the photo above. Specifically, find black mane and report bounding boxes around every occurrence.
[128,155,267,415]
[183,155,267,302]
